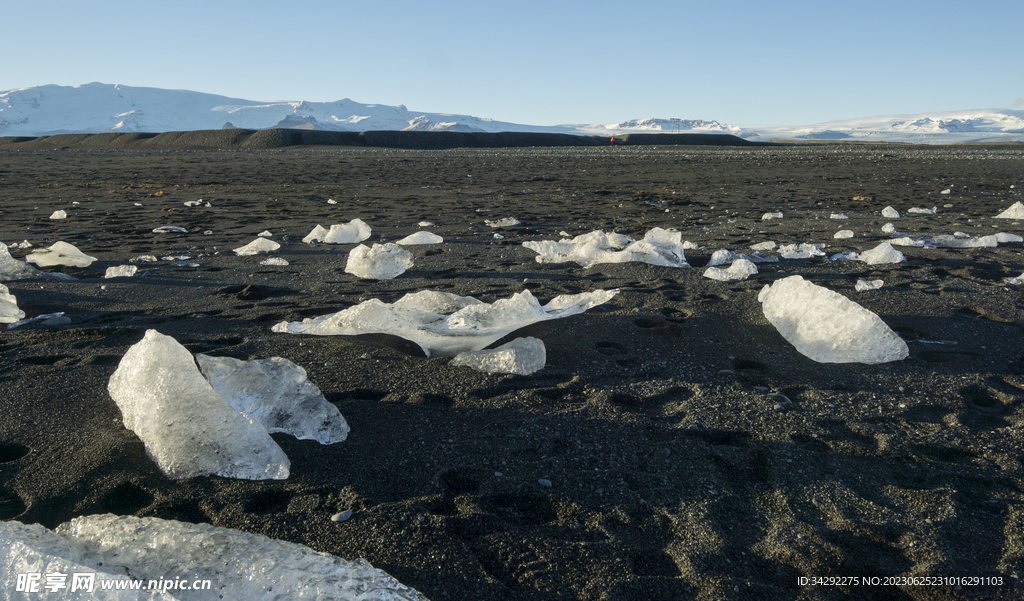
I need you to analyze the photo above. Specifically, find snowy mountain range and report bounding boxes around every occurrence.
[2,82,1023,144]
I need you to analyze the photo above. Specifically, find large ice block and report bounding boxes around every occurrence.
[758,275,908,364]
[107,330,289,480]
[345,243,413,279]
[196,354,349,444]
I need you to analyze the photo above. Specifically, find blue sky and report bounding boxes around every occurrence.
[4,0,1021,126]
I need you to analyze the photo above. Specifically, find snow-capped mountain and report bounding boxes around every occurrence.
[1,83,1022,144]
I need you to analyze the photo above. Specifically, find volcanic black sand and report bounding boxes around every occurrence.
[1,142,1023,600]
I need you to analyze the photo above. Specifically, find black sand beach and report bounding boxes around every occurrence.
[1,137,1023,600]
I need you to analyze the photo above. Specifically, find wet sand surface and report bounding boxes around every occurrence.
[1,144,1023,600]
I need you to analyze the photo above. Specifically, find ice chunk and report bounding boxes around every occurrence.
[830,251,860,261]
[749,241,776,251]
[132,254,158,262]
[396,231,443,245]
[830,213,848,219]
[274,288,617,357]
[882,223,897,234]
[418,220,434,227]
[1004,272,1024,285]
[995,201,1024,219]
[7,312,68,330]
[1,241,47,281]
[523,228,689,268]
[859,242,904,265]
[940,188,952,195]
[450,337,546,375]
[303,219,372,244]
[703,258,758,282]
[995,232,1023,243]
[485,217,520,228]
[328,198,338,204]
[0,284,25,323]
[855,279,884,291]
[889,236,928,247]
[196,355,349,444]
[931,234,998,248]
[233,238,281,255]
[107,330,289,480]
[104,265,138,278]
[758,275,908,364]
[761,212,783,220]
[49,210,67,220]
[260,257,289,266]
[258,230,273,237]
[834,230,854,239]
[152,226,188,233]
[345,243,413,280]
[778,243,825,259]
[908,206,937,214]
[881,206,900,218]
[25,241,96,267]
[706,249,741,267]
[2,515,428,601]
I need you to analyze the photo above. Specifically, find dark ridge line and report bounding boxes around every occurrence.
[0,128,772,150]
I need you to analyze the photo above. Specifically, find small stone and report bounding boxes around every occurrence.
[538,478,552,488]
[654,448,670,461]
[331,509,352,522]
[494,472,503,477]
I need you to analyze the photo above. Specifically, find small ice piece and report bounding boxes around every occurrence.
[485,217,520,228]
[523,228,689,268]
[834,230,854,239]
[234,238,281,256]
[418,221,434,227]
[882,223,897,234]
[0,241,47,281]
[7,312,66,330]
[953,231,971,238]
[107,330,290,480]
[152,226,188,233]
[493,233,505,239]
[450,337,546,375]
[260,257,290,266]
[303,219,372,244]
[258,230,273,237]
[707,249,741,267]
[940,188,952,195]
[131,254,159,262]
[830,251,860,261]
[995,201,1024,219]
[855,279,884,291]
[0,283,25,323]
[1,515,429,601]
[881,206,900,218]
[908,206,937,214]
[345,243,413,280]
[995,232,1023,243]
[1004,272,1024,285]
[327,198,338,204]
[25,241,97,267]
[184,200,202,207]
[196,354,349,444]
[749,241,776,251]
[160,255,191,261]
[396,231,443,245]
[859,242,904,265]
[104,265,138,278]
[49,210,67,220]
[683,240,699,250]
[830,213,848,219]
[778,243,825,259]
[10,240,32,249]
[703,258,758,282]
[758,275,908,364]
[274,288,617,357]
[761,212,783,220]
[889,236,928,247]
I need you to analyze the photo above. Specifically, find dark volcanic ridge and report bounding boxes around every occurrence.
[0,129,769,151]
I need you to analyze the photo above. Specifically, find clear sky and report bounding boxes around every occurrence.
[4,0,1021,127]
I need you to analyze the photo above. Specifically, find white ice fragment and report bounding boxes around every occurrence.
[889,236,929,247]
[107,330,290,480]
[303,219,372,244]
[258,230,273,237]
[274,288,617,357]
[0,515,428,601]
[396,231,443,245]
[131,255,159,262]
[345,243,413,280]
[260,257,290,266]
[995,201,1024,219]
[418,220,434,227]
[152,226,188,233]
[234,238,281,256]
[10,240,32,249]
[49,210,67,220]
[830,213,848,219]
[856,279,884,291]
[707,249,741,267]
[485,217,520,228]
[703,258,758,282]
[196,355,349,444]
[104,265,138,278]
[953,231,971,238]
[995,232,1022,243]
[940,188,952,194]
[523,228,689,268]
[778,243,825,259]
[749,241,776,252]
[882,206,900,218]
[834,230,854,239]
[830,251,860,261]
[931,234,998,248]
[1004,272,1024,285]
[0,241,47,281]
[493,233,505,239]
[25,241,96,267]
[327,198,337,204]
[450,337,546,375]
[7,312,66,330]
[757,275,908,364]
[0,284,25,323]
[683,240,699,250]
[859,242,905,265]
[882,223,897,234]
[761,212,783,220]
[183,200,202,207]
[908,206,937,214]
